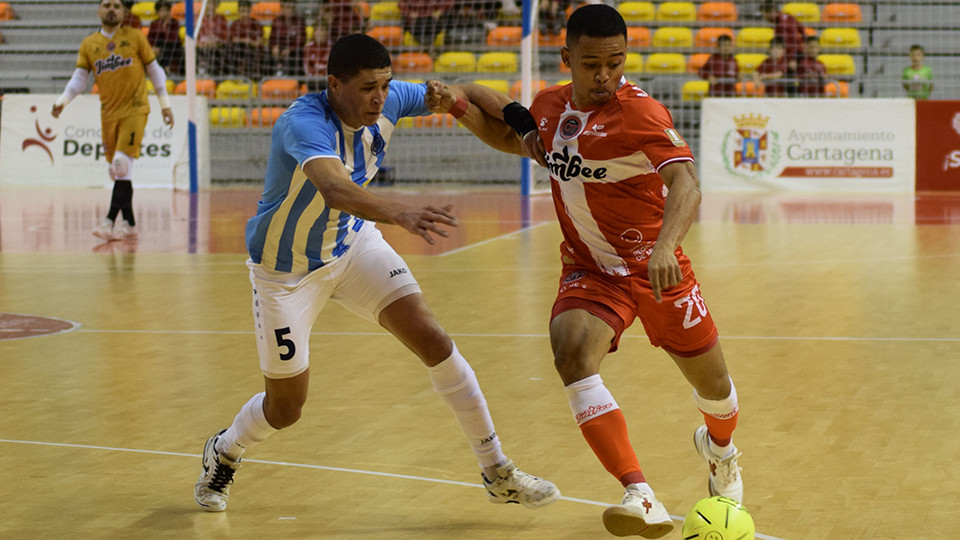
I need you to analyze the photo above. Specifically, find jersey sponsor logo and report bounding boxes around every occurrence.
[953,113,960,137]
[94,53,134,76]
[547,145,608,182]
[944,150,960,171]
[620,229,656,261]
[583,123,607,138]
[479,432,498,445]
[539,117,549,130]
[563,270,585,283]
[388,267,408,278]
[559,117,581,139]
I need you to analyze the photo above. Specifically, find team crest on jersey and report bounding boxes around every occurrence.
[559,117,581,139]
[371,132,385,154]
[94,53,133,76]
[564,271,585,283]
[107,42,115,52]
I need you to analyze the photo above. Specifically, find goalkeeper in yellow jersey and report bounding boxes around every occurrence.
[52,0,175,241]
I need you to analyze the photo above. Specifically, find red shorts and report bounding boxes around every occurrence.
[550,258,719,356]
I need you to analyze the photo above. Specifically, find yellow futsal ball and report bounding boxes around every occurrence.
[681,496,755,540]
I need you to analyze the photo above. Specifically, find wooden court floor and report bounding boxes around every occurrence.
[1,187,959,539]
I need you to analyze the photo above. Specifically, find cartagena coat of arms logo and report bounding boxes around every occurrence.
[721,113,781,178]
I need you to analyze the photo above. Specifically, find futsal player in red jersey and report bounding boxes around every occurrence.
[429,5,745,537]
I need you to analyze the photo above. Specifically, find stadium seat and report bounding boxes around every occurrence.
[247,107,285,127]
[146,79,176,94]
[403,30,444,47]
[260,78,300,101]
[822,3,862,23]
[0,3,13,20]
[509,79,547,101]
[644,53,686,73]
[175,79,216,98]
[487,26,521,47]
[825,80,850,98]
[697,2,736,22]
[131,1,156,22]
[695,27,735,48]
[210,107,245,128]
[435,51,477,72]
[179,25,186,42]
[820,28,861,48]
[216,79,256,99]
[369,1,401,22]
[818,53,856,75]
[626,27,651,48]
[625,52,644,73]
[538,29,566,47]
[652,27,693,48]
[251,1,281,22]
[475,79,510,93]
[687,53,711,73]
[367,25,404,47]
[356,1,370,19]
[477,52,518,73]
[735,53,767,74]
[735,81,764,97]
[217,1,240,21]
[656,1,696,21]
[783,2,820,23]
[393,52,433,73]
[262,25,271,41]
[415,114,457,128]
[736,27,774,48]
[681,80,709,101]
[141,26,149,38]
[618,2,655,22]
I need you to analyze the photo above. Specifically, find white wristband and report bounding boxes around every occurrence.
[158,94,171,109]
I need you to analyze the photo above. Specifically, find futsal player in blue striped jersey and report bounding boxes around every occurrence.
[194,33,560,513]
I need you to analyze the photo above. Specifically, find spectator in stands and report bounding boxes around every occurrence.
[303,24,330,86]
[755,37,792,97]
[122,0,142,28]
[699,34,740,97]
[539,0,571,37]
[797,35,827,97]
[320,0,365,44]
[196,0,230,75]
[269,0,307,75]
[149,0,183,75]
[228,0,265,77]
[459,0,501,32]
[760,1,804,72]
[398,0,456,49]
[902,44,934,100]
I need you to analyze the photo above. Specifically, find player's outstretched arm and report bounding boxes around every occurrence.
[425,81,522,155]
[303,158,457,245]
[51,68,90,118]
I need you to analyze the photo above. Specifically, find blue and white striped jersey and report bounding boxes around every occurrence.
[246,81,431,273]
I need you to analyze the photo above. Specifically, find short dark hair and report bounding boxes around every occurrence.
[770,37,786,47]
[805,35,818,44]
[238,0,251,8]
[154,0,171,10]
[910,44,925,53]
[717,34,733,44]
[328,33,392,80]
[566,4,627,47]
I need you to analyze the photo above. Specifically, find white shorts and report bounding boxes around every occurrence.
[248,226,421,379]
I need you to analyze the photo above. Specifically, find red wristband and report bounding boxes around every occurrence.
[448,97,469,119]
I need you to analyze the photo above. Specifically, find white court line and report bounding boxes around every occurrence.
[438,221,554,257]
[72,328,960,343]
[0,438,784,540]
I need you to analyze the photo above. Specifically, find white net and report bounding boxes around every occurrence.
[1,0,958,186]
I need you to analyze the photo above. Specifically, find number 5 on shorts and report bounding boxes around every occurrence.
[274,327,296,361]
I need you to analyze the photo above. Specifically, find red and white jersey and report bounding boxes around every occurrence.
[530,79,694,277]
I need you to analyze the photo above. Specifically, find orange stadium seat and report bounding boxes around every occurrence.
[657,1,696,21]
[260,78,299,100]
[626,27,651,48]
[247,107,285,127]
[0,3,14,20]
[175,79,217,98]
[735,81,764,97]
[356,1,371,19]
[170,1,202,21]
[618,1,655,22]
[251,1,281,22]
[695,27,735,48]
[783,2,820,23]
[681,80,709,101]
[644,53,686,73]
[538,29,566,47]
[825,81,850,98]
[698,2,736,22]
[687,53,711,72]
[367,25,404,47]
[487,26,521,47]
[653,27,693,48]
[415,114,457,128]
[141,26,149,37]
[393,52,433,73]
[822,3,862,23]
[510,79,547,101]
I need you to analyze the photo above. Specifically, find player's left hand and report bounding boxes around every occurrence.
[425,80,456,114]
[647,244,682,303]
[161,108,174,128]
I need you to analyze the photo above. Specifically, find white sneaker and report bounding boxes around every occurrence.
[694,425,743,502]
[113,220,138,240]
[92,219,115,241]
[602,484,674,538]
[194,430,241,512]
[482,460,561,509]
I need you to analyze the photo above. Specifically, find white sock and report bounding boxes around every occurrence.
[216,392,277,460]
[428,343,506,468]
[693,377,739,458]
[626,482,654,496]
[564,374,620,425]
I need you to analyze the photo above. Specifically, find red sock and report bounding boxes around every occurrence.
[579,409,646,487]
[701,409,738,447]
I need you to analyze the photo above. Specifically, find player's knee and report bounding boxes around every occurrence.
[109,151,132,179]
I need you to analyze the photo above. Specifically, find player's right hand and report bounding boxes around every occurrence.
[521,131,548,167]
[51,103,64,118]
[396,204,458,244]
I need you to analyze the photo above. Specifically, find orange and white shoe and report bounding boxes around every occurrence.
[602,484,675,538]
